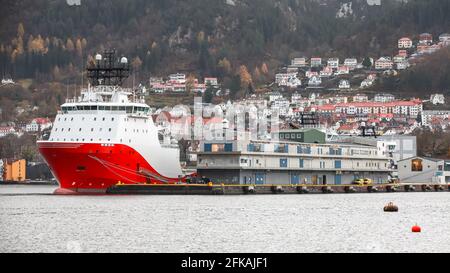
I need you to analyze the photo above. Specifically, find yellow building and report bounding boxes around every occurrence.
[2,159,26,182]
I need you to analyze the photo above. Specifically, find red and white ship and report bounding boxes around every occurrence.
[38,51,187,194]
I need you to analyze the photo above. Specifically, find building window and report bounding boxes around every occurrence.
[299,159,304,168]
[335,160,342,169]
[204,144,212,152]
[280,158,288,168]
[275,144,288,153]
[411,159,423,172]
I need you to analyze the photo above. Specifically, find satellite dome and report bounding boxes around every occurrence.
[95,54,102,61]
[120,57,128,64]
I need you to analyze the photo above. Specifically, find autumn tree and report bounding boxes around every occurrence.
[253,66,261,83]
[218,57,231,76]
[131,56,143,71]
[52,65,61,81]
[239,65,252,92]
[186,74,197,93]
[260,62,268,75]
[76,39,83,56]
[66,38,75,52]
[17,23,25,38]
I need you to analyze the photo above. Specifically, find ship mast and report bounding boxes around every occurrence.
[87,50,130,87]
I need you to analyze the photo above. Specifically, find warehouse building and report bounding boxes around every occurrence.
[197,130,392,185]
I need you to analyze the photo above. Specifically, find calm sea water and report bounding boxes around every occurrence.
[1,184,449,253]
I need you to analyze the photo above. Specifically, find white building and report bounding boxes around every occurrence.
[398,37,413,49]
[197,135,392,185]
[375,57,393,70]
[26,118,52,132]
[344,58,358,70]
[419,33,433,45]
[308,76,322,87]
[353,94,369,102]
[168,73,186,84]
[291,93,303,104]
[0,126,16,137]
[439,33,450,46]
[430,94,445,105]
[374,93,395,103]
[398,157,448,184]
[360,79,374,88]
[310,58,322,67]
[291,58,308,67]
[335,66,350,75]
[396,61,410,70]
[422,110,450,126]
[204,77,219,86]
[327,58,340,69]
[338,80,350,89]
[276,73,301,88]
[268,92,283,102]
[305,71,319,78]
[320,67,333,77]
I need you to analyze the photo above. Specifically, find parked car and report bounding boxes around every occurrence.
[352,178,365,185]
[363,178,373,185]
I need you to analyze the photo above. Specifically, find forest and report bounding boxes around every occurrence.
[1,0,450,85]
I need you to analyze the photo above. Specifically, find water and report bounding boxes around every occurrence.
[1,184,449,253]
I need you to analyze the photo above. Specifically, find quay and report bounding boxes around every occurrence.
[106,183,450,195]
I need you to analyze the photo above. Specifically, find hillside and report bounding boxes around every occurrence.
[0,0,450,109]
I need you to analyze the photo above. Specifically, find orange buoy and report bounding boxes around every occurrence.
[412,225,421,233]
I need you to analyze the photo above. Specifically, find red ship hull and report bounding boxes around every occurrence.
[38,142,185,193]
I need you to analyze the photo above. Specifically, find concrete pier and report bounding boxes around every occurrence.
[106,183,450,195]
